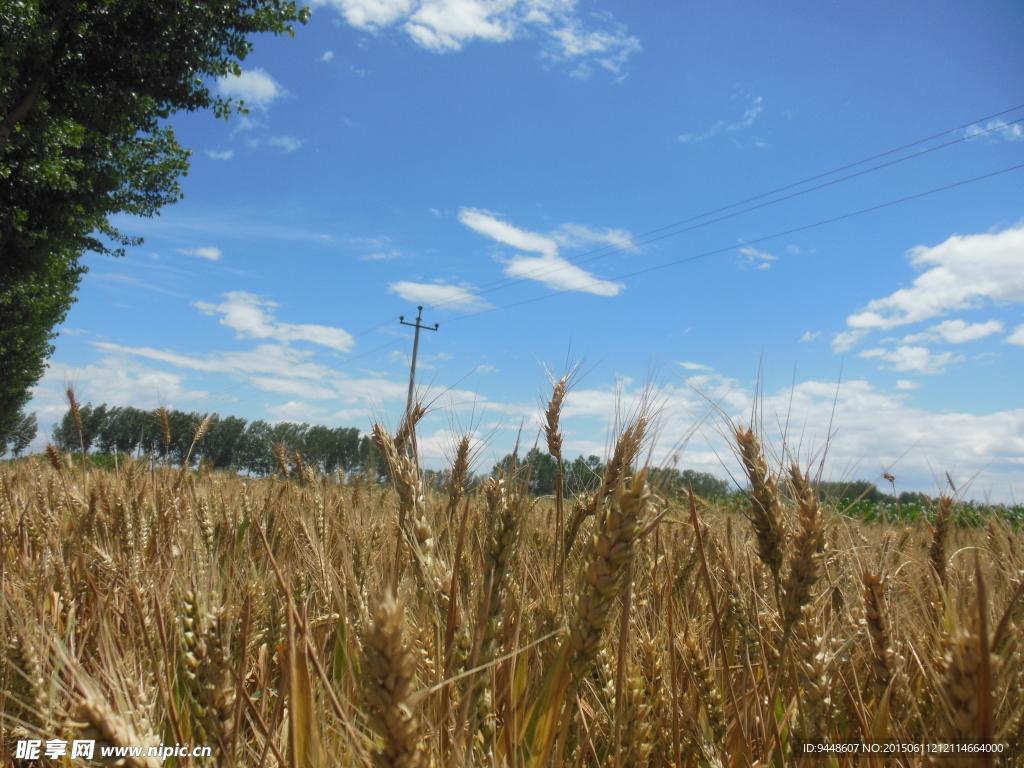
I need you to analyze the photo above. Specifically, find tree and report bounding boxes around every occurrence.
[303,424,361,474]
[564,454,604,497]
[0,0,311,438]
[648,466,733,499]
[816,480,889,504]
[52,401,107,452]
[95,405,159,456]
[1,409,37,457]
[236,419,273,475]
[492,449,604,497]
[197,415,247,469]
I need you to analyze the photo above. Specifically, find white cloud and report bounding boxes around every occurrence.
[542,373,1024,498]
[1007,324,1024,345]
[966,119,1024,142]
[321,50,336,61]
[30,358,209,426]
[326,0,414,28]
[678,121,723,144]
[895,379,920,390]
[679,362,713,371]
[541,13,641,77]
[503,253,624,296]
[832,329,868,353]
[901,319,1004,344]
[739,246,776,270]
[800,332,820,342]
[846,223,1024,330]
[388,281,490,309]
[267,135,303,152]
[176,246,222,261]
[459,208,625,296]
[206,150,234,160]
[858,345,961,374]
[566,376,1024,500]
[680,96,763,143]
[216,68,284,110]
[405,0,515,50]
[459,208,558,257]
[192,291,355,352]
[316,0,639,76]
[745,379,1024,500]
[87,340,410,405]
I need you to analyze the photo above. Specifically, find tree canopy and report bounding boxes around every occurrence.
[0,0,311,441]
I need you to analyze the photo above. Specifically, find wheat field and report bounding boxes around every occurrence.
[2,388,1023,767]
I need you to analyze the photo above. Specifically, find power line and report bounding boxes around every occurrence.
[192,158,1024,413]
[445,161,1024,321]
[427,113,1024,308]
[180,159,1024,413]
[169,103,1024,408]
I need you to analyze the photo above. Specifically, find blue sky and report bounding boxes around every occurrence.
[31,0,1024,499]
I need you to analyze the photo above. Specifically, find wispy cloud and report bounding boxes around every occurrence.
[966,119,1024,142]
[388,281,490,310]
[831,329,868,352]
[550,222,638,252]
[267,135,303,152]
[800,331,820,342]
[206,150,234,160]
[192,291,356,351]
[459,208,626,296]
[739,246,776,270]
[176,246,222,261]
[679,96,764,143]
[460,208,558,257]
[321,50,336,62]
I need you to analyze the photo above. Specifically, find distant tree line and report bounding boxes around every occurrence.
[50,403,378,477]
[39,402,915,503]
[492,447,733,499]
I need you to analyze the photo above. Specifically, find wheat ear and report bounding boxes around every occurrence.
[66,385,85,456]
[72,693,161,768]
[930,495,953,588]
[735,426,788,592]
[780,464,825,629]
[361,592,427,768]
[445,435,471,520]
[568,467,649,682]
[564,417,646,558]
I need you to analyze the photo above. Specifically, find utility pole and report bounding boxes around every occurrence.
[399,306,439,421]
